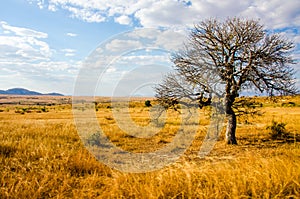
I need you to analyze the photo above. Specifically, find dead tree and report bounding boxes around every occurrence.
[155,17,297,144]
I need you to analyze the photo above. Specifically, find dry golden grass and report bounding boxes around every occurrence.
[0,96,300,198]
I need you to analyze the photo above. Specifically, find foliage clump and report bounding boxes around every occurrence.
[144,100,152,107]
[281,101,296,107]
[267,120,289,140]
[86,132,101,146]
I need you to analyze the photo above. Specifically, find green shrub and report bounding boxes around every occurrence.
[281,102,296,107]
[145,100,152,107]
[41,106,48,112]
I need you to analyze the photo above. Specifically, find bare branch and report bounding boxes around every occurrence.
[154,17,297,144]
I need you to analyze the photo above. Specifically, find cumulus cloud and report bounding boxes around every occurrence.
[114,15,131,25]
[31,0,299,64]
[29,0,300,30]
[29,0,300,61]
[0,21,51,61]
[0,21,47,38]
[154,29,186,50]
[0,21,80,94]
[65,6,106,23]
[134,0,196,28]
[241,0,300,29]
[26,0,300,95]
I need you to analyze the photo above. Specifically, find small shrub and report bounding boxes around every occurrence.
[85,132,112,148]
[281,101,296,107]
[86,132,101,146]
[145,100,152,107]
[15,108,25,114]
[41,106,48,112]
[266,120,289,140]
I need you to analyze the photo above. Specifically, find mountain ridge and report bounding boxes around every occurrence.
[0,88,64,96]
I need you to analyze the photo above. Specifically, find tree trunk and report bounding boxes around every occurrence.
[225,106,237,144]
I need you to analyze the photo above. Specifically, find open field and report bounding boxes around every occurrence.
[0,95,300,198]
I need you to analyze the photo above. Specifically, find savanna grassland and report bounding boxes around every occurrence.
[0,95,300,198]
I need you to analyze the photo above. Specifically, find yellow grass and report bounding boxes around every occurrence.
[0,96,300,198]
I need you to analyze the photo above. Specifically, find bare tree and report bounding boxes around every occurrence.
[155,17,297,144]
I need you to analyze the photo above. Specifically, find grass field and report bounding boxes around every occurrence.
[0,95,300,198]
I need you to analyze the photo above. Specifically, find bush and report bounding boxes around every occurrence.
[86,132,101,146]
[266,120,289,140]
[41,106,48,112]
[281,102,296,107]
[145,100,152,107]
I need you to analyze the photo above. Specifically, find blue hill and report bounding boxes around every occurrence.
[0,88,64,96]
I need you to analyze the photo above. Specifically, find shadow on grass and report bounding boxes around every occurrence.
[0,144,18,158]
[238,134,300,148]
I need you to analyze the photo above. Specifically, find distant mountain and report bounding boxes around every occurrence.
[0,88,64,96]
[45,92,64,96]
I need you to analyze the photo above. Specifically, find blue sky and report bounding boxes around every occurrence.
[0,0,299,96]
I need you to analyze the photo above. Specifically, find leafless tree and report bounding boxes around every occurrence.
[155,17,297,144]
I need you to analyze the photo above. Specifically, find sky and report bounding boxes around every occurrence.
[0,0,299,96]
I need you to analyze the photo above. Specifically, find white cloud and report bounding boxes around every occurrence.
[26,0,300,96]
[154,29,186,50]
[48,3,57,12]
[61,48,76,53]
[66,32,77,37]
[0,21,48,38]
[0,21,51,61]
[240,0,300,29]
[31,0,299,64]
[0,59,80,94]
[135,0,196,28]
[65,6,106,23]
[126,28,162,40]
[61,48,76,57]
[0,21,80,94]
[65,53,75,57]
[30,0,300,30]
[114,15,131,25]
[105,39,142,52]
